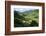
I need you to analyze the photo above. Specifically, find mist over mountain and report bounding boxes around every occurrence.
[14,9,38,14]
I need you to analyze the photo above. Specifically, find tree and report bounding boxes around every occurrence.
[30,20,38,27]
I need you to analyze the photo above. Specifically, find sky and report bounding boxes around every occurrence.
[13,5,40,12]
[14,8,37,12]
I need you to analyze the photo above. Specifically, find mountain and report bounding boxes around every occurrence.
[14,9,39,27]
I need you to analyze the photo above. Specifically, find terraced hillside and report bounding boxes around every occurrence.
[14,9,39,27]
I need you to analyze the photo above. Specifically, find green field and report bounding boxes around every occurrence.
[14,9,39,27]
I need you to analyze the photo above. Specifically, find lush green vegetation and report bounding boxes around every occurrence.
[14,9,39,27]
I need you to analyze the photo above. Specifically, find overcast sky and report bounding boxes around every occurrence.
[14,8,38,12]
[13,5,39,12]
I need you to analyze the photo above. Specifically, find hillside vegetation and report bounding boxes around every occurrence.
[14,9,39,27]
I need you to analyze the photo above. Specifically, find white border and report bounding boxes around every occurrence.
[11,5,42,31]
